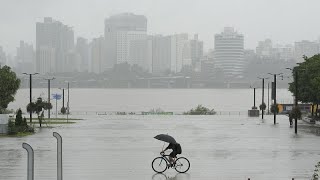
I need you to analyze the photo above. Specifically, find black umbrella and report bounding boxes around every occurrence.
[154,134,177,144]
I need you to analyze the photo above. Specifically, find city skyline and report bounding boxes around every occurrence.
[1,0,320,54]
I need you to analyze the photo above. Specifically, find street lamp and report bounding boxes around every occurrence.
[268,72,283,124]
[286,67,305,134]
[23,72,39,123]
[44,77,55,119]
[58,87,66,114]
[249,85,257,109]
[258,77,270,119]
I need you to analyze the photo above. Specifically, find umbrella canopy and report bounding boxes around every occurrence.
[154,134,177,144]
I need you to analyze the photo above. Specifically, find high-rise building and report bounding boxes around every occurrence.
[91,37,105,74]
[36,17,74,74]
[76,37,89,72]
[214,27,245,79]
[151,35,174,75]
[104,13,147,70]
[256,39,273,58]
[190,34,203,65]
[0,46,6,67]
[65,50,81,72]
[294,40,319,62]
[171,34,188,73]
[16,41,35,73]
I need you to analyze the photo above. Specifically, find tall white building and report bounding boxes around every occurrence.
[190,34,203,65]
[0,46,6,67]
[256,39,273,58]
[91,37,105,74]
[104,13,148,70]
[76,37,90,72]
[171,34,188,73]
[37,47,55,73]
[16,41,35,73]
[36,17,74,74]
[214,27,245,79]
[151,35,173,75]
[294,40,319,62]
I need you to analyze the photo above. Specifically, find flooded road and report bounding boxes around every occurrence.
[1,115,320,179]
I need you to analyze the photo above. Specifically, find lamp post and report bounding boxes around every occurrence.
[268,73,283,124]
[23,73,39,123]
[286,67,299,134]
[267,82,270,114]
[258,77,270,119]
[58,88,65,112]
[44,77,55,119]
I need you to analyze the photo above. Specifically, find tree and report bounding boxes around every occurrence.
[15,109,23,126]
[289,54,320,117]
[0,66,21,113]
[27,97,52,127]
[259,102,266,111]
[184,105,216,115]
[61,107,66,114]
[290,106,302,120]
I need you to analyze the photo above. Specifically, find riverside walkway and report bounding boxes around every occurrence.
[0,114,319,179]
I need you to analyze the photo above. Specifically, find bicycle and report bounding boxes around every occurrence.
[151,152,190,173]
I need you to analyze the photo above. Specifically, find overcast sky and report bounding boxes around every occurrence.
[1,0,320,54]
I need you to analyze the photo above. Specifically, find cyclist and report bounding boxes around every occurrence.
[161,143,182,166]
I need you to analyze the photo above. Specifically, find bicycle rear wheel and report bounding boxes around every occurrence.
[174,157,190,173]
[152,157,167,173]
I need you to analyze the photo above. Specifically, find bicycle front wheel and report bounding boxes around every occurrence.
[152,157,167,173]
[175,157,190,173]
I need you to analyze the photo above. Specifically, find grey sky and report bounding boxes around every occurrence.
[1,0,320,54]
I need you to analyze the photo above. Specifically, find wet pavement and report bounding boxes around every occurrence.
[1,115,320,179]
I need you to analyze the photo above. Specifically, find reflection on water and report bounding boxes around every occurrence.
[152,173,191,180]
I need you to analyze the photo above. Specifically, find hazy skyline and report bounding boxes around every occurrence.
[1,0,320,54]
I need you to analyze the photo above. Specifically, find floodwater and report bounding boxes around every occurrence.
[1,114,320,179]
[8,88,294,113]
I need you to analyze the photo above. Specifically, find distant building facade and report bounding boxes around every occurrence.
[190,34,203,65]
[294,40,319,62]
[151,35,173,75]
[0,46,6,66]
[36,17,74,74]
[91,37,105,74]
[104,13,148,71]
[16,41,35,73]
[76,37,90,72]
[214,27,245,79]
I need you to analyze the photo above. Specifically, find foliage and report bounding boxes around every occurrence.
[7,120,17,135]
[270,104,279,114]
[27,97,52,115]
[15,109,23,126]
[26,97,52,127]
[288,55,320,117]
[290,106,302,119]
[184,105,216,115]
[259,102,266,111]
[61,107,66,114]
[8,110,34,135]
[0,66,21,114]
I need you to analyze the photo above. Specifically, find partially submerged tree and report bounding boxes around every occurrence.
[27,97,52,127]
[0,66,20,113]
[184,105,216,115]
